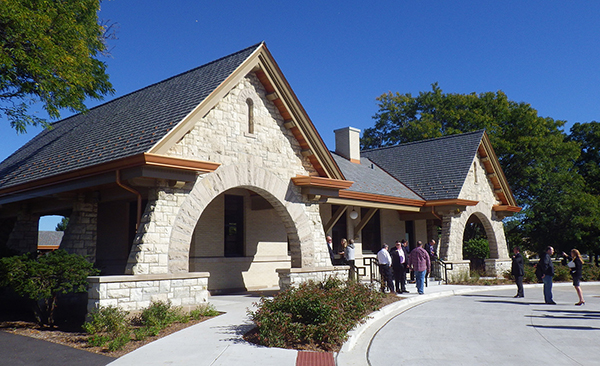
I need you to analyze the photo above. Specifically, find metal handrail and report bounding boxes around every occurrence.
[362,257,380,284]
[432,257,453,284]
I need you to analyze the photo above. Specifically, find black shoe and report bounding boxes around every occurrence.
[546,301,557,305]
[514,295,519,298]
[402,290,409,293]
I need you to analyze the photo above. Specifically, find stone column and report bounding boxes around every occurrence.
[5,207,39,254]
[126,182,191,275]
[61,193,98,262]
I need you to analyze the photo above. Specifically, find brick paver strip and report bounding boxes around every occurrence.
[296,351,335,366]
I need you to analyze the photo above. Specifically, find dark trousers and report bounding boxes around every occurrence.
[379,264,394,292]
[347,260,356,281]
[393,264,406,292]
[515,275,524,297]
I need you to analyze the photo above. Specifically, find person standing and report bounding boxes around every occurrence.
[425,239,437,260]
[511,246,524,298]
[377,244,394,293]
[326,236,334,265]
[344,239,357,281]
[339,238,348,265]
[540,246,556,304]
[565,249,585,305]
[391,241,408,293]
[402,239,412,282]
[409,241,431,295]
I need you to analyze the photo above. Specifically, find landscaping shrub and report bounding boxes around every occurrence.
[85,301,221,351]
[553,264,571,282]
[0,249,99,325]
[463,238,490,261]
[190,303,219,319]
[133,300,183,339]
[248,277,383,351]
[582,264,600,281]
[83,306,132,351]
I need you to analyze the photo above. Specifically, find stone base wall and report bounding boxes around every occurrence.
[443,260,471,282]
[485,259,511,278]
[277,266,349,290]
[87,273,210,314]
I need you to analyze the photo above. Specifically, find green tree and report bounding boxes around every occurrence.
[569,122,600,195]
[362,83,587,253]
[0,0,114,133]
[55,216,69,231]
[0,249,99,325]
[567,122,600,260]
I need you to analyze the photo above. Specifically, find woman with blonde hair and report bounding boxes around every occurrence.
[568,249,585,305]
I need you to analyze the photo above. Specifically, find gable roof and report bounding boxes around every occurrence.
[0,43,345,202]
[331,153,422,201]
[363,131,484,201]
[0,44,260,192]
[362,130,519,209]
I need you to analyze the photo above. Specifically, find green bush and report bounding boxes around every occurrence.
[83,306,132,351]
[0,249,99,325]
[553,264,571,282]
[583,264,600,281]
[248,277,383,351]
[84,300,220,351]
[463,238,490,260]
[133,300,184,340]
[190,303,219,319]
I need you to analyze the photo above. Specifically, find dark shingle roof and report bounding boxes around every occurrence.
[0,43,261,191]
[362,130,484,201]
[331,153,423,201]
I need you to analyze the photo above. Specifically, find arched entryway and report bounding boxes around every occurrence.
[462,213,500,273]
[188,187,294,292]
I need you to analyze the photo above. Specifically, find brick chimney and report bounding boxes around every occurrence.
[334,127,361,164]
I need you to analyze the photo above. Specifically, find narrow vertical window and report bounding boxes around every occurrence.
[474,162,478,183]
[246,98,254,134]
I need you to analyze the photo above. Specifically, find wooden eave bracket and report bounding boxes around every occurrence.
[493,205,522,213]
[291,175,353,190]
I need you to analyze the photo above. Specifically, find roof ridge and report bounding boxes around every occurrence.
[49,42,264,128]
[362,129,485,153]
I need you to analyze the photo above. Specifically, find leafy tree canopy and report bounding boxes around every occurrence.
[0,0,114,133]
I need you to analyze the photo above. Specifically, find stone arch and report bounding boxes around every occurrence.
[167,162,319,273]
[464,211,501,259]
[440,204,509,262]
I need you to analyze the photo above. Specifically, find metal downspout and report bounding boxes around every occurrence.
[116,170,142,230]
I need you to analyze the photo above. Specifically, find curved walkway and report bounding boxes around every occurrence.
[338,282,600,366]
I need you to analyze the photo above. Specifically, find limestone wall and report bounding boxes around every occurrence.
[87,273,209,313]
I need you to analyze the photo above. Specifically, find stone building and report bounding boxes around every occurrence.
[0,43,520,312]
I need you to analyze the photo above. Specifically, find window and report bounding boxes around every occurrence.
[224,195,244,257]
[361,208,381,254]
[246,98,254,134]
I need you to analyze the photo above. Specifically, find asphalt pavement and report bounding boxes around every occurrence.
[339,282,600,366]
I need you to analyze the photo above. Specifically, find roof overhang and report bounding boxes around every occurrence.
[291,175,353,198]
[479,132,520,208]
[0,153,220,205]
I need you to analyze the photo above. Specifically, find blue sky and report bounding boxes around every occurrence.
[2,0,600,229]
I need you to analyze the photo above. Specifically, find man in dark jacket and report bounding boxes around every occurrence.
[540,246,556,304]
[391,241,408,293]
[511,246,524,298]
